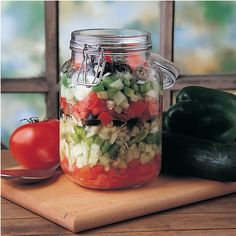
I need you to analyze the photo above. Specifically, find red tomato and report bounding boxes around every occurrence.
[60,97,67,110]
[104,51,112,63]
[73,102,89,119]
[124,101,147,119]
[60,97,73,116]
[98,111,113,125]
[9,119,59,169]
[127,53,146,69]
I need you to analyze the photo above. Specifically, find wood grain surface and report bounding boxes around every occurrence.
[1,150,236,235]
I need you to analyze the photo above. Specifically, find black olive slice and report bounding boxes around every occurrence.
[113,61,132,73]
[87,113,98,120]
[83,119,101,126]
[127,118,139,129]
[113,120,126,126]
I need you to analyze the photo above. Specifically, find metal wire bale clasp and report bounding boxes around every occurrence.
[75,44,106,86]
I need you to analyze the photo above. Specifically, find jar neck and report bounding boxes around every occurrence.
[71,49,152,64]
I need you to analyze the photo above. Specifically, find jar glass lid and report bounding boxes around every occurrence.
[70,28,152,52]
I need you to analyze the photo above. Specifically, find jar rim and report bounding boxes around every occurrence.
[70,28,152,51]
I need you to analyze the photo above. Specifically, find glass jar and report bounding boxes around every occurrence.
[60,29,178,189]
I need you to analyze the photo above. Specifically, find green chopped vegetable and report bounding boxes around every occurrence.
[140,81,151,94]
[92,83,105,92]
[101,141,112,153]
[132,83,139,92]
[74,126,86,140]
[124,77,131,86]
[109,79,124,90]
[123,86,135,98]
[109,143,120,156]
[113,91,126,106]
[71,133,80,143]
[94,136,104,146]
[130,130,149,145]
[107,88,119,99]
[145,133,159,144]
[85,137,94,147]
[98,91,109,99]
[102,76,116,88]
[61,74,70,87]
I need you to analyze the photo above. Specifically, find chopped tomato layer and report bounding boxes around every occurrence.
[60,155,161,189]
[60,93,160,123]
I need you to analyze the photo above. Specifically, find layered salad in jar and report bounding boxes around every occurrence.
[60,55,162,189]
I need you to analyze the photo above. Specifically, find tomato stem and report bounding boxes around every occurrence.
[20,117,39,123]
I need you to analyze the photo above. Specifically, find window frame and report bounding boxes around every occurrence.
[160,1,236,108]
[1,2,59,118]
[1,1,236,124]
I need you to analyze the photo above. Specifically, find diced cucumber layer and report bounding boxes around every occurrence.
[102,76,116,88]
[107,88,119,99]
[92,83,105,92]
[132,83,139,92]
[123,86,135,98]
[145,89,157,98]
[113,91,126,106]
[124,77,131,86]
[97,91,109,99]
[140,81,151,94]
[109,79,124,90]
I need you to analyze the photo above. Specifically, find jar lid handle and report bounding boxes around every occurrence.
[75,44,106,87]
[151,54,179,90]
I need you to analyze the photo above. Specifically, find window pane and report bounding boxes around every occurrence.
[1,93,46,148]
[174,1,236,75]
[1,1,45,78]
[59,1,160,65]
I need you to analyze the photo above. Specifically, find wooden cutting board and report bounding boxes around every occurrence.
[1,171,236,233]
